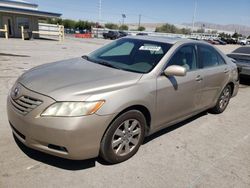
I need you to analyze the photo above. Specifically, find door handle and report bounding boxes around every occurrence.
[196,75,203,81]
[224,68,229,73]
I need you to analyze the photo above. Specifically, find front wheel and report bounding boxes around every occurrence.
[100,110,146,164]
[210,85,232,114]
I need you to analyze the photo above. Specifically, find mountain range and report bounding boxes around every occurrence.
[128,22,250,36]
[182,22,250,36]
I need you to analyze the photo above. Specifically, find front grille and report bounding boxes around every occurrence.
[11,95,43,115]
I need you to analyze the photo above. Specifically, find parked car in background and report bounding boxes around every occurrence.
[237,37,248,45]
[118,31,128,38]
[214,39,227,45]
[227,46,250,78]
[8,36,239,164]
[65,28,75,34]
[221,38,237,44]
[103,31,120,40]
[136,33,148,36]
[204,39,220,45]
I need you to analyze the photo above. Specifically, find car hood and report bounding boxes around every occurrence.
[18,58,143,101]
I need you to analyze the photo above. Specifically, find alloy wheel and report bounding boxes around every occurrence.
[219,87,231,110]
[111,119,141,156]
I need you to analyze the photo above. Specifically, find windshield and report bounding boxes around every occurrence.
[86,38,172,73]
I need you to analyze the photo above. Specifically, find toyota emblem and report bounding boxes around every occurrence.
[12,87,20,99]
[14,87,19,96]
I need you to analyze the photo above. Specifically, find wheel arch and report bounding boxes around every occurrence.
[227,82,234,95]
[101,105,152,142]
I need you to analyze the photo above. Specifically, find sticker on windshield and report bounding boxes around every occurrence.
[139,46,161,51]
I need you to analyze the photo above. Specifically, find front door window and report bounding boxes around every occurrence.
[167,45,197,71]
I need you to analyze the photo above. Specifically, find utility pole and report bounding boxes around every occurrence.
[96,0,102,39]
[98,0,102,22]
[192,0,197,33]
[138,14,141,28]
[122,14,126,25]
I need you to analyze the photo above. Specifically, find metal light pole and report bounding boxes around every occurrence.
[192,0,197,33]
[98,0,102,22]
[96,0,102,39]
[138,14,141,28]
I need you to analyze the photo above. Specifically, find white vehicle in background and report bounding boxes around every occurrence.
[238,37,248,45]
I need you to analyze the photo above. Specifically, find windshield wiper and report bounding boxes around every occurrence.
[82,55,97,64]
[98,61,121,70]
[83,56,121,70]
[82,55,89,60]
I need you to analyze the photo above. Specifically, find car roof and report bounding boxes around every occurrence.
[125,35,205,45]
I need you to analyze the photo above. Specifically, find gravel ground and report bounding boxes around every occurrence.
[0,38,249,188]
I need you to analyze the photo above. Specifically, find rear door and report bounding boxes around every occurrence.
[198,44,230,108]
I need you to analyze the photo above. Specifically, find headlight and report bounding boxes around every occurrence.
[41,101,105,117]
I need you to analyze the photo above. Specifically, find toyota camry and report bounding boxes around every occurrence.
[7,36,239,163]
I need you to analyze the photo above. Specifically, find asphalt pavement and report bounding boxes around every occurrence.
[0,38,249,188]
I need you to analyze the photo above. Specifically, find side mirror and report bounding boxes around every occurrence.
[164,65,187,77]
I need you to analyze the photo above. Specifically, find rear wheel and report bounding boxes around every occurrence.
[100,110,146,164]
[210,85,232,114]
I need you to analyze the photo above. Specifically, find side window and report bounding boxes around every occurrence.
[217,52,226,65]
[199,46,225,68]
[167,45,197,71]
[101,42,134,57]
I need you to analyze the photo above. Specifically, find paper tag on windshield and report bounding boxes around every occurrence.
[139,46,161,51]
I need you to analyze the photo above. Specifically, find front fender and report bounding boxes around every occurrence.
[88,78,157,120]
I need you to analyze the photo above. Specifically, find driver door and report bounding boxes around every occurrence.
[155,45,203,127]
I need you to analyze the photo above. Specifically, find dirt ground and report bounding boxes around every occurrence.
[0,38,249,188]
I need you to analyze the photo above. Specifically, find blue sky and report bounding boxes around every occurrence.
[30,0,250,26]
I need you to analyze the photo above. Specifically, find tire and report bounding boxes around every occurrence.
[210,85,232,114]
[100,110,146,164]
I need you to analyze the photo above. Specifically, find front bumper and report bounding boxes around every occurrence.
[232,80,239,98]
[7,85,114,160]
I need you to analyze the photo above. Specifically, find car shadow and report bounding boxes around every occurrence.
[13,111,208,169]
[13,134,97,170]
[0,53,30,57]
[167,76,178,90]
[143,111,208,144]
[239,76,250,86]
[38,37,59,41]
